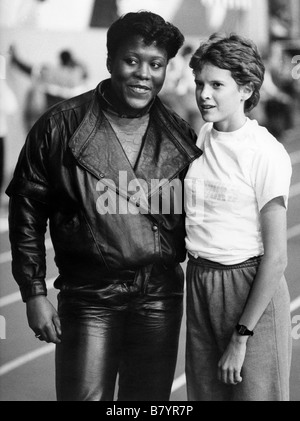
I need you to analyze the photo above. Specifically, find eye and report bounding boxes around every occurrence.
[195,80,203,89]
[152,61,163,69]
[125,58,138,65]
[212,82,222,88]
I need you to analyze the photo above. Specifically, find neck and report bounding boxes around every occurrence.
[213,116,247,133]
[103,84,149,118]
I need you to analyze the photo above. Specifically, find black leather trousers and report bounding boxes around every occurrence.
[55,264,184,401]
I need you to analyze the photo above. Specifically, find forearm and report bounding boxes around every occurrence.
[8,195,49,302]
[11,54,33,76]
[238,197,288,332]
[218,253,287,385]
[238,253,287,331]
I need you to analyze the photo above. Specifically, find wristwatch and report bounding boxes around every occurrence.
[235,323,254,336]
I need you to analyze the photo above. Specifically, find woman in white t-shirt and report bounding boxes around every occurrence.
[184,33,292,401]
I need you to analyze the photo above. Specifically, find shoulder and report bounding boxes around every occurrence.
[246,119,291,173]
[22,88,97,159]
[46,88,95,119]
[29,87,96,136]
[245,119,289,158]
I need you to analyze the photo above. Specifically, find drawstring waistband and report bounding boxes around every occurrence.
[188,254,263,270]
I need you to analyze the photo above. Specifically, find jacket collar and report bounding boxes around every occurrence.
[69,81,201,206]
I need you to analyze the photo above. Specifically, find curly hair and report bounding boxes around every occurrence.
[189,33,265,112]
[107,11,184,62]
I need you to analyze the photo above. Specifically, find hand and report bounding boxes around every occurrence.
[217,332,248,385]
[26,295,62,344]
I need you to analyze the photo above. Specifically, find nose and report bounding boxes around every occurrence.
[136,62,150,79]
[200,85,212,100]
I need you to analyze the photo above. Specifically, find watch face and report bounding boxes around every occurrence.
[239,325,247,335]
[236,324,253,335]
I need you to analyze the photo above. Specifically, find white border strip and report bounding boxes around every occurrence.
[290,296,300,313]
[0,250,12,265]
[287,224,300,240]
[0,344,55,376]
[171,373,186,393]
[0,217,8,234]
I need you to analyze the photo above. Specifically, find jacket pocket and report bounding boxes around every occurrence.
[50,209,108,269]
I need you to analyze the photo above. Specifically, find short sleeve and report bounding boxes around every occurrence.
[196,123,212,149]
[252,141,292,211]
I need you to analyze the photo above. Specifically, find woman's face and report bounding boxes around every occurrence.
[194,63,251,132]
[108,35,168,116]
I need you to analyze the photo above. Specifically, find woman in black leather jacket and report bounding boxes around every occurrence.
[6,11,201,401]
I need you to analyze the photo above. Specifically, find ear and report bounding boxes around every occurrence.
[241,83,253,101]
[106,57,112,74]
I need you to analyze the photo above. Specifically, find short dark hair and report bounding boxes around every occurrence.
[107,11,184,62]
[189,33,265,112]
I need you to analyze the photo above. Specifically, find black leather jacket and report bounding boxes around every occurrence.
[6,81,201,302]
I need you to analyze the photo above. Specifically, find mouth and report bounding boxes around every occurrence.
[200,104,215,110]
[129,84,151,94]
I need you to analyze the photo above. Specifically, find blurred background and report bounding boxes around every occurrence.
[1,0,300,401]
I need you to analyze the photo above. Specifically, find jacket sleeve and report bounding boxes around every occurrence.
[6,116,53,302]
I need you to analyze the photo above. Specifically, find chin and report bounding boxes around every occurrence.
[128,100,150,111]
[201,115,213,123]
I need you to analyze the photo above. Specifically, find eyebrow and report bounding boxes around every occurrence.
[124,50,167,58]
[194,78,225,83]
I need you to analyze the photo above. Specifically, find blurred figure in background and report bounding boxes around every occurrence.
[10,45,88,132]
[159,44,202,134]
[159,44,186,115]
[176,45,202,134]
[0,78,18,204]
[251,46,298,141]
[249,60,294,140]
[262,67,294,140]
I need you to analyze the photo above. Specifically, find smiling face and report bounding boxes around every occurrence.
[194,63,252,132]
[107,35,168,116]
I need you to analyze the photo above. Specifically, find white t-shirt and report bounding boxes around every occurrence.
[185,118,292,265]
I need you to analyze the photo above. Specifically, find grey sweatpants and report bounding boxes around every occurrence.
[186,255,292,401]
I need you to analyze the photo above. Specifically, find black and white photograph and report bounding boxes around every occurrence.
[0,0,299,403]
